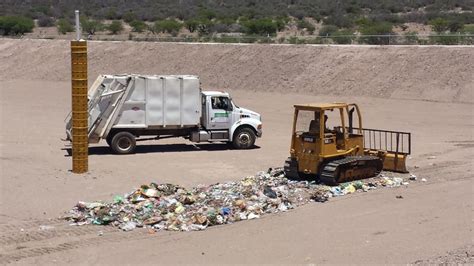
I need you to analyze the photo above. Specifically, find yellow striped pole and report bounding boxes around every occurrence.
[71,40,88,173]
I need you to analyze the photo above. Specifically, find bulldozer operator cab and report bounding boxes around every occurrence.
[290,103,365,175]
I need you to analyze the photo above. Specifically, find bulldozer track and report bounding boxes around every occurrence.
[0,218,150,264]
[319,155,383,185]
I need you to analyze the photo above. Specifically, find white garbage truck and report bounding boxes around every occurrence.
[65,74,262,154]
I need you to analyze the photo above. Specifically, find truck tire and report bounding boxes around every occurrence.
[110,132,136,154]
[106,134,113,146]
[232,127,256,149]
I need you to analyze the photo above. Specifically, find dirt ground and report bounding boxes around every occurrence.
[0,39,473,264]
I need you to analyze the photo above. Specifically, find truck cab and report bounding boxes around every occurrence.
[191,91,263,148]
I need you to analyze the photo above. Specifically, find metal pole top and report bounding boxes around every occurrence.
[75,10,82,41]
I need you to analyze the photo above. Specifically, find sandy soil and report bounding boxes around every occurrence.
[0,39,473,264]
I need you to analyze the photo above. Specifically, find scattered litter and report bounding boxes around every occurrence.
[428,156,436,159]
[393,177,403,186]
[396,195,404,199]
[64,168,416,232]
[421,178,427,182]
[120,221,137,231]
[409,174,417,181]
[39,225,55,231]
[98,231,103,236]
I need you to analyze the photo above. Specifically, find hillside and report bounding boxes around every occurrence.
[1,0,473,23]
[0,39,472,103]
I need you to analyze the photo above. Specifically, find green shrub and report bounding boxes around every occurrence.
[213,35,240,43]
[0,16,34,35]
[462,24,474,34]
[429,34,459,45]
[359,22,393,44]
[57,18,73,34]
[318,25,338,36]
[306,37,324,44]
[130,20,146,33]
[297,19,315,34]
[108,20,123,34]
[331,29,354,44]
[241,18,278,36]
[184,19,199,32]
[448,19,464,33]
[429,18,449,33]
[154,19,182,34]
[288,36,306,44]
[275,17,288,31]
[403,31,419,44]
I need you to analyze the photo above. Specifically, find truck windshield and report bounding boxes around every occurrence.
[231,98,239,108]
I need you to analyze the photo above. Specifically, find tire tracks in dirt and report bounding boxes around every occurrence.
[0,218,150,264]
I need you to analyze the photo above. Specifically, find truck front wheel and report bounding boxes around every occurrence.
[232,127,256,149]
[110,132,136,154]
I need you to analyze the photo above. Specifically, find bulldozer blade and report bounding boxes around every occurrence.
[382,152,408,173]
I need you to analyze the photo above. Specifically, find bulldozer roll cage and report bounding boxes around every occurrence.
[361,128,411,155]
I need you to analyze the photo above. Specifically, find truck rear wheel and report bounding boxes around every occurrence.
[232,127,256,149]
[110,132,136,154]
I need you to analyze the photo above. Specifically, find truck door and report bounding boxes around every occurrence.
[208,96,232,130]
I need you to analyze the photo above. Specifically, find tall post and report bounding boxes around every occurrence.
[71,10,88,173]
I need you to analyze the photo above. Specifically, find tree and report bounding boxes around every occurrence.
[107,20,123,34]
[57,18,73,34]
[0,16,34,35]
[429,18,448,33]
[130,20,146,33]
[80,18,103,35]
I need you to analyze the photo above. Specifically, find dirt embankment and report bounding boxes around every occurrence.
[0,39,472,103]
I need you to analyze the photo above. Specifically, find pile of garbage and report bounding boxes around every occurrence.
[64,168,414,232]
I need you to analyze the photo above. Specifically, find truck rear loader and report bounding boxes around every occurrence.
[65,74,262,154]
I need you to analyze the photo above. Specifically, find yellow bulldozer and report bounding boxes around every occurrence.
[284,103,411,185]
